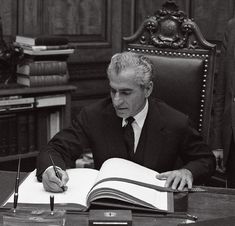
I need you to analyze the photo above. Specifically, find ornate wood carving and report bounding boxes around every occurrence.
[124,0,214,50]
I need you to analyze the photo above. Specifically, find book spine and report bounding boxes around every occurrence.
[8,114,17,155]
[17,73,69,87]
[48,111,60,139]
[0,115,9,156]
[37,110,49,150]
[17,61,68,76]
[22,48,74,56]
[15,36,68,46]
[14,42,71,50]
[23,54,69,61]
[28,113,36,153]
[32,45,71,50]
[17,113,28,154]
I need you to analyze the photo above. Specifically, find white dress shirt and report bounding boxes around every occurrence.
[122,99,149,152]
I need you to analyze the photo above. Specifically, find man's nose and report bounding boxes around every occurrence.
[113,93,122,106]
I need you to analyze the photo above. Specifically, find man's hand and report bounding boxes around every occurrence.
[42,167,69,192]
[212,149,225,173]
[156,169,193,191]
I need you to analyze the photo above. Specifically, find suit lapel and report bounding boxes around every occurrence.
[103,105,128,157]
[141,100,167,167]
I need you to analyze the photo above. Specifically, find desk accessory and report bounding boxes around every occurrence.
[50,195,54,215]
[3,208,66,226]
[13,156,21,213]
[89,209,132,226]
[3,195,66,226]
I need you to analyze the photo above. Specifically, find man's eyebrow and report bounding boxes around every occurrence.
[110,87,133,92]
[119,88,132,91]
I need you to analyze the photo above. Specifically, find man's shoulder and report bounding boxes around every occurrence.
[150,98,187,118]
[82,97,113,114]
[149,98,190,128]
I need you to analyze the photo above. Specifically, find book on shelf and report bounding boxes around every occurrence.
[14,42,71,51]
[17,61,68,76]
[0,95,22,101]
[48,111,61,139]
[28,113,36,153]
[15,35,68,46]
[5,158,177,213]
[37,110,49,150]
[35,94,66,108]
[17,114,28,154]
[8,114,17,156]
[20,48,75,56]
[17,73,69,87]
[0,97,34,107]
[0,116,9,156]
[21,53,70,61]
[0,97,34,111]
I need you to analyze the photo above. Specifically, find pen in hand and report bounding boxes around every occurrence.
[48,153,66,192]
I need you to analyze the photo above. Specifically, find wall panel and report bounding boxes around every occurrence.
[0,0,234,120]
[192,0,235,43]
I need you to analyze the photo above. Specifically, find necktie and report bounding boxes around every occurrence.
[123,117,135,159]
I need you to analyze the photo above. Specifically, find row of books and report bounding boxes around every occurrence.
[0,113,35,156]
[0,110,61,157]
[0,94,65,157]
[0,94,66,110]
[16,61,69,87]
[14,35,74,55]
[15,35,74,87]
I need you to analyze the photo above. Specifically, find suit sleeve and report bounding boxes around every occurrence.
[180,118,216,184]
[36,108,91,181]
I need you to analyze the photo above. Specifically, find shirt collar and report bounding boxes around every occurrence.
[122,99,149,128]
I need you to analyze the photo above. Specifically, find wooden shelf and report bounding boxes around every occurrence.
[0,84,77,96]
[0,84,77,171]
[0,151,39,162]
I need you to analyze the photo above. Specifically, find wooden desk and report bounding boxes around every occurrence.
[1,171,235,226]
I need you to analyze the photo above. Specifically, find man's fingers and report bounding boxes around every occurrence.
[156,169,193,190]
[59,169,69,185]
[171,176,181,190]
[42,168,68,193]
[156,172,169,180]
[164,174,175,188]
[42,174,64,193]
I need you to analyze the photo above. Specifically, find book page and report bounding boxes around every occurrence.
[95,158,166,188]
[5,168,98,208]
[88,158,172,212]
[88,180,169,211]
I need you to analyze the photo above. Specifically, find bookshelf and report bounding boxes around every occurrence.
[0,84,76,172]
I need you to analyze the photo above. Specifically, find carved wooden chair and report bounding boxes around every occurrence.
[123,1,216,144]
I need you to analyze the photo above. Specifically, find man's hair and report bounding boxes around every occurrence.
[107,51,153,88]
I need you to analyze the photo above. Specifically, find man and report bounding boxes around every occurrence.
[37,52,215,192]
[212,18,235,188]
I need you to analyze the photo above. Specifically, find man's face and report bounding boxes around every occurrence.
[109,68,151,118]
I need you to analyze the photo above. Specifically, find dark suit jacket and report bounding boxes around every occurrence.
[37,97,215,184]
[212,18,235,165]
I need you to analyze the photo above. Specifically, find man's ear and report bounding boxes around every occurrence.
[145,81,153,98]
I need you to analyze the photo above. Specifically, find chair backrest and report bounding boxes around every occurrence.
[123,0,216,144]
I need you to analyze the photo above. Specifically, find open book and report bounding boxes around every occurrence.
[5,158,174,213]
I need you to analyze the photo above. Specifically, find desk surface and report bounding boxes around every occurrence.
[1,170,235,226]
